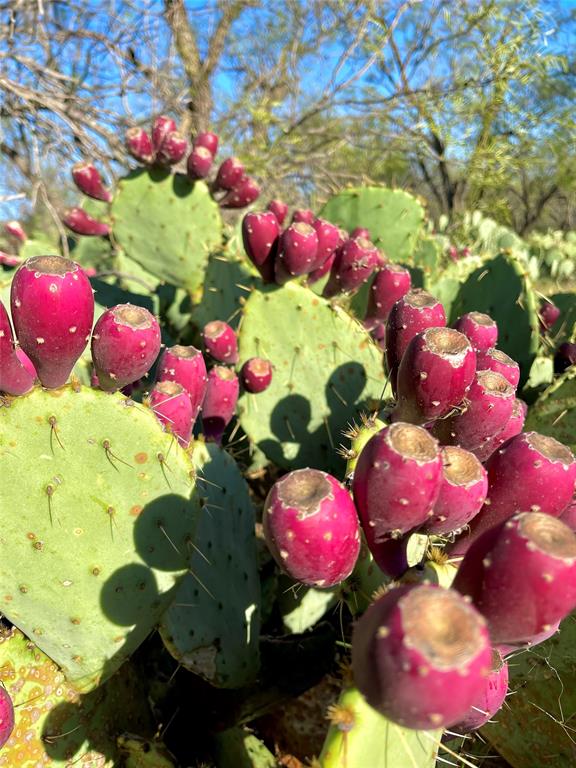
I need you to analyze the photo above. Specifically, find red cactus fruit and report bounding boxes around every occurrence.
[201,365,239,443]
[471,397,526,463]
[125,126,154,164]
[71,162,112,202]
[393,327,476,424]
[554,342,576,374]
[276,223,319,277]
[0,299,36,395]
[291,208,315,225]
[91,304,161,392]
[266,199,288,226]
[186,146,214,180]
[539,299,561,333]
[263,468,361,588]
[0,251,22,268]
[242,211,280,283]
[350,226,370,239]
[0,685,15,749]
[149,380,194,446]
[241,357,273,393]
[219,176,260,208]
[475,347,519,388]
[11,255,94,388]
[306,249,337,285]
[560,497,576,531]
[4,220,26,243]
[151,115,177,154]
[63,208,110,237]
[352,584,492,730]
[202,320,238,365]
[156,131,188,166]
[451,649,509,732]
[453,312,498,353]
[155,344,207,423]
[214,157,245,191]
[194,131,219,157]
[365,263,412,325]
[323,237,381,298]
[311,218,340,271]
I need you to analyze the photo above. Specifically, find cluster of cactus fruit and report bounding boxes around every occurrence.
[1,115,576,766]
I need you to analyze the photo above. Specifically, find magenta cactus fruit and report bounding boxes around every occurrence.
[241,357,273,393]
[368,534,424,579]
[4,220,27,243]
[560,497,576,531]
[555,342,576,374]
[432,370,515,451]
[422,447,488,535]
[454,432,576,554]
[311,218,340,271]
[241,211,280,283]
[202,320,239,365]
[201,365,239,443]
[352,584,492,730]
[125,126,154,164]
[323,237,381,298]
[475,347,520,389]
[393,327,476,425]
[186,146,214,180]
[306,249,337,285]
[155,344,207,422]
[451,649,509,732]
[194,131,219,157]
[71,162,112,202]
[91,304,161,391]
[15,347,37,379]
[453,312,498,353]
[0,299,36,395]
[156,131,188,166]
[266,199,288,226]
[263,468,361,587]
[539,299,561,333]
[0,685,14,749]
[454,512,576,644]
[151,115,177,153]
[291,208,315,225]
[0,251,22,268]
[472,397,526,463]
[62,207,110,237]
[220,176,260,208]
[149,381,194,446]
[276,222,319,277]
[352,422,442,544]
[385,290,447,391]
[214,157,245,191]
[497,620,561,657]
[350,226,370,239]
[11,255,94,388]
[365,263,412,324]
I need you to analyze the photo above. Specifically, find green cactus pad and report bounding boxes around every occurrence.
[159,442,260,688]
[237,283,388,474]
[425,254,484,319]
[320,187,425,262]
[111,169,222,295]
[213,728,276,768]
[449,253,539,385]
[118,735,176,767]
[482,617,576,767]
[0,385,199,689]
[0,627,153,767]
[318,686,441,768]
[278,576,338,634]
[19,238,59,259]
[525,368,576,451]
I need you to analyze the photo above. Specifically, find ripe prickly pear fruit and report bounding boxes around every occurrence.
[201,365,239,443]
[15,347,37,379]
[475,347,520,388]
[432,370,515,451]
[194,131,219,157]
[11,255,94,388]
[472,397,526,463]
[149,380,194,446]
[497,620,560,657]
[0,251,22,268]
[555,342,576,374]
[151,115,177,153]
[276,222,319,277]
[306,249,337,285]
[421,446,487,535]
[220,176,260,208]
[352,422,442,542]
[539,299,560,333]
[91,304,161,391]
[62,207,110,237]
[71,162,112,202]
[266,199,288,226]
[560,497,576,531]
[263,468,361,587]
[125,126,154,164]
[156,131,188,166]
[451,650,509,732]
[214,157,245,191]
[323,237,381,298]
[155,344,207,422]
[241,357,273,393]
[385,290,447,392]
[242,211,280,283]
[454,512,576,644]
[311,218,340,271]
[0,685,14,749]
[369,532,428,579]
[393,327,476,424]
[453,312,498,353]
[453,432,576,555]
[4,220,26,243]
[202,320,238,365]
[365,263,412,324]
[352,584,492,730]
[0,299,36,395]
[351,226,370,239]
[186,146,213,180]
[291,208,315,225]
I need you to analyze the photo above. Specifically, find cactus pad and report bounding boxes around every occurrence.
[0,385,199,689]
[237,283,388,474]
[159,442,260,688]
[525,368,576,452]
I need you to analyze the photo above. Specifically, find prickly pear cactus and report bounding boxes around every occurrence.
[159,442,261,688]
[111,169,222,295]
[237,283,388,474]
[320,187,425,262]
[525,368,576,451]
[213,728,276,768]
[278,576,338,634]
[318,686,441,768]
[0,385,199,690]
[0,627,154,767]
